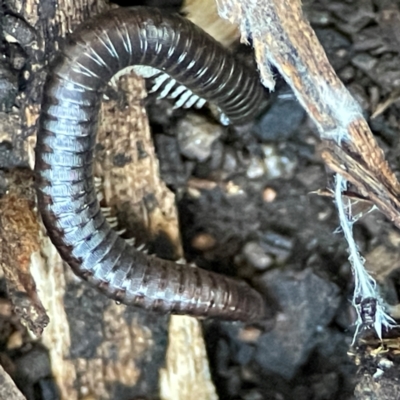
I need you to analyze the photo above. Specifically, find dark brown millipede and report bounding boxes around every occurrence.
[34,6,267,321]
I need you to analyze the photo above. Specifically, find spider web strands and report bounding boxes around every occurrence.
[216,0,400,338]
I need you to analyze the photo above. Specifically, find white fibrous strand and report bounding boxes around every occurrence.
[216,0,396,339]
[334,174,396,340]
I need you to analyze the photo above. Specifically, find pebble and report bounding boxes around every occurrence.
[262,187,277,203]
[154,134,189,187]
[176,113,223,162]
[246,144,297,181]
[253,94,305,142]
[242,241,273,270]
[254,268,340,379]
[191,233,216,251]
[351,53,378,72]
[259,231,294,264]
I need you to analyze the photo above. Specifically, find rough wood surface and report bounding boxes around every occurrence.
[97,66,218,400]
[96,75,182,260]
[0,169,49,337]
[0,363,26,400]
[183,0,239,46]
[217,0,400,229]
[160,316,218,400]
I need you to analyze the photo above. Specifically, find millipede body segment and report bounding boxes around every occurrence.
[35,7,267,321]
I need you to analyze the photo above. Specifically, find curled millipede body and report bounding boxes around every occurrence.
[35,7,266,321]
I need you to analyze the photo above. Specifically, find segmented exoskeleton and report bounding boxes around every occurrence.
[35,7,266,321]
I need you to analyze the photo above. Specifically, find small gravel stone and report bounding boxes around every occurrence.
[259,231,294,264]
[242,241,273,270]
[254,268,340,379]
[254,94,305,142]
[176,113,223,162]
[259,145,297,180]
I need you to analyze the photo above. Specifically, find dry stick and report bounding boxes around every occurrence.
[0,170,49,337]
[159,3,239,399]
[0,364,27,400]
[98,74,218,400]
[216,0,399,338]
[183,0,240,46]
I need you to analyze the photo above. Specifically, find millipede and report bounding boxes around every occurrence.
[35,6,267,321]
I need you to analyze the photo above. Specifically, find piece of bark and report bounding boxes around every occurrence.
[183,0,239,46]
[0,169,49,337]
[97,74,218,400]
[0,363,27,400]
[160,316,218,400]
[216,0,400,230]
[1,0,226,397]
[96,76,183,259]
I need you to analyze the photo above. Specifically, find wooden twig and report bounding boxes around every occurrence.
[215,0,400,337]
[0,170,49,337]
[160,317,218,400]
[97,74,218,400]
[0,364,27,400]
[216,0,400,228]
[183,0,239,46]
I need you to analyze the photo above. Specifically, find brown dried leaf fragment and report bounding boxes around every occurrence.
[0,169,49,336]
